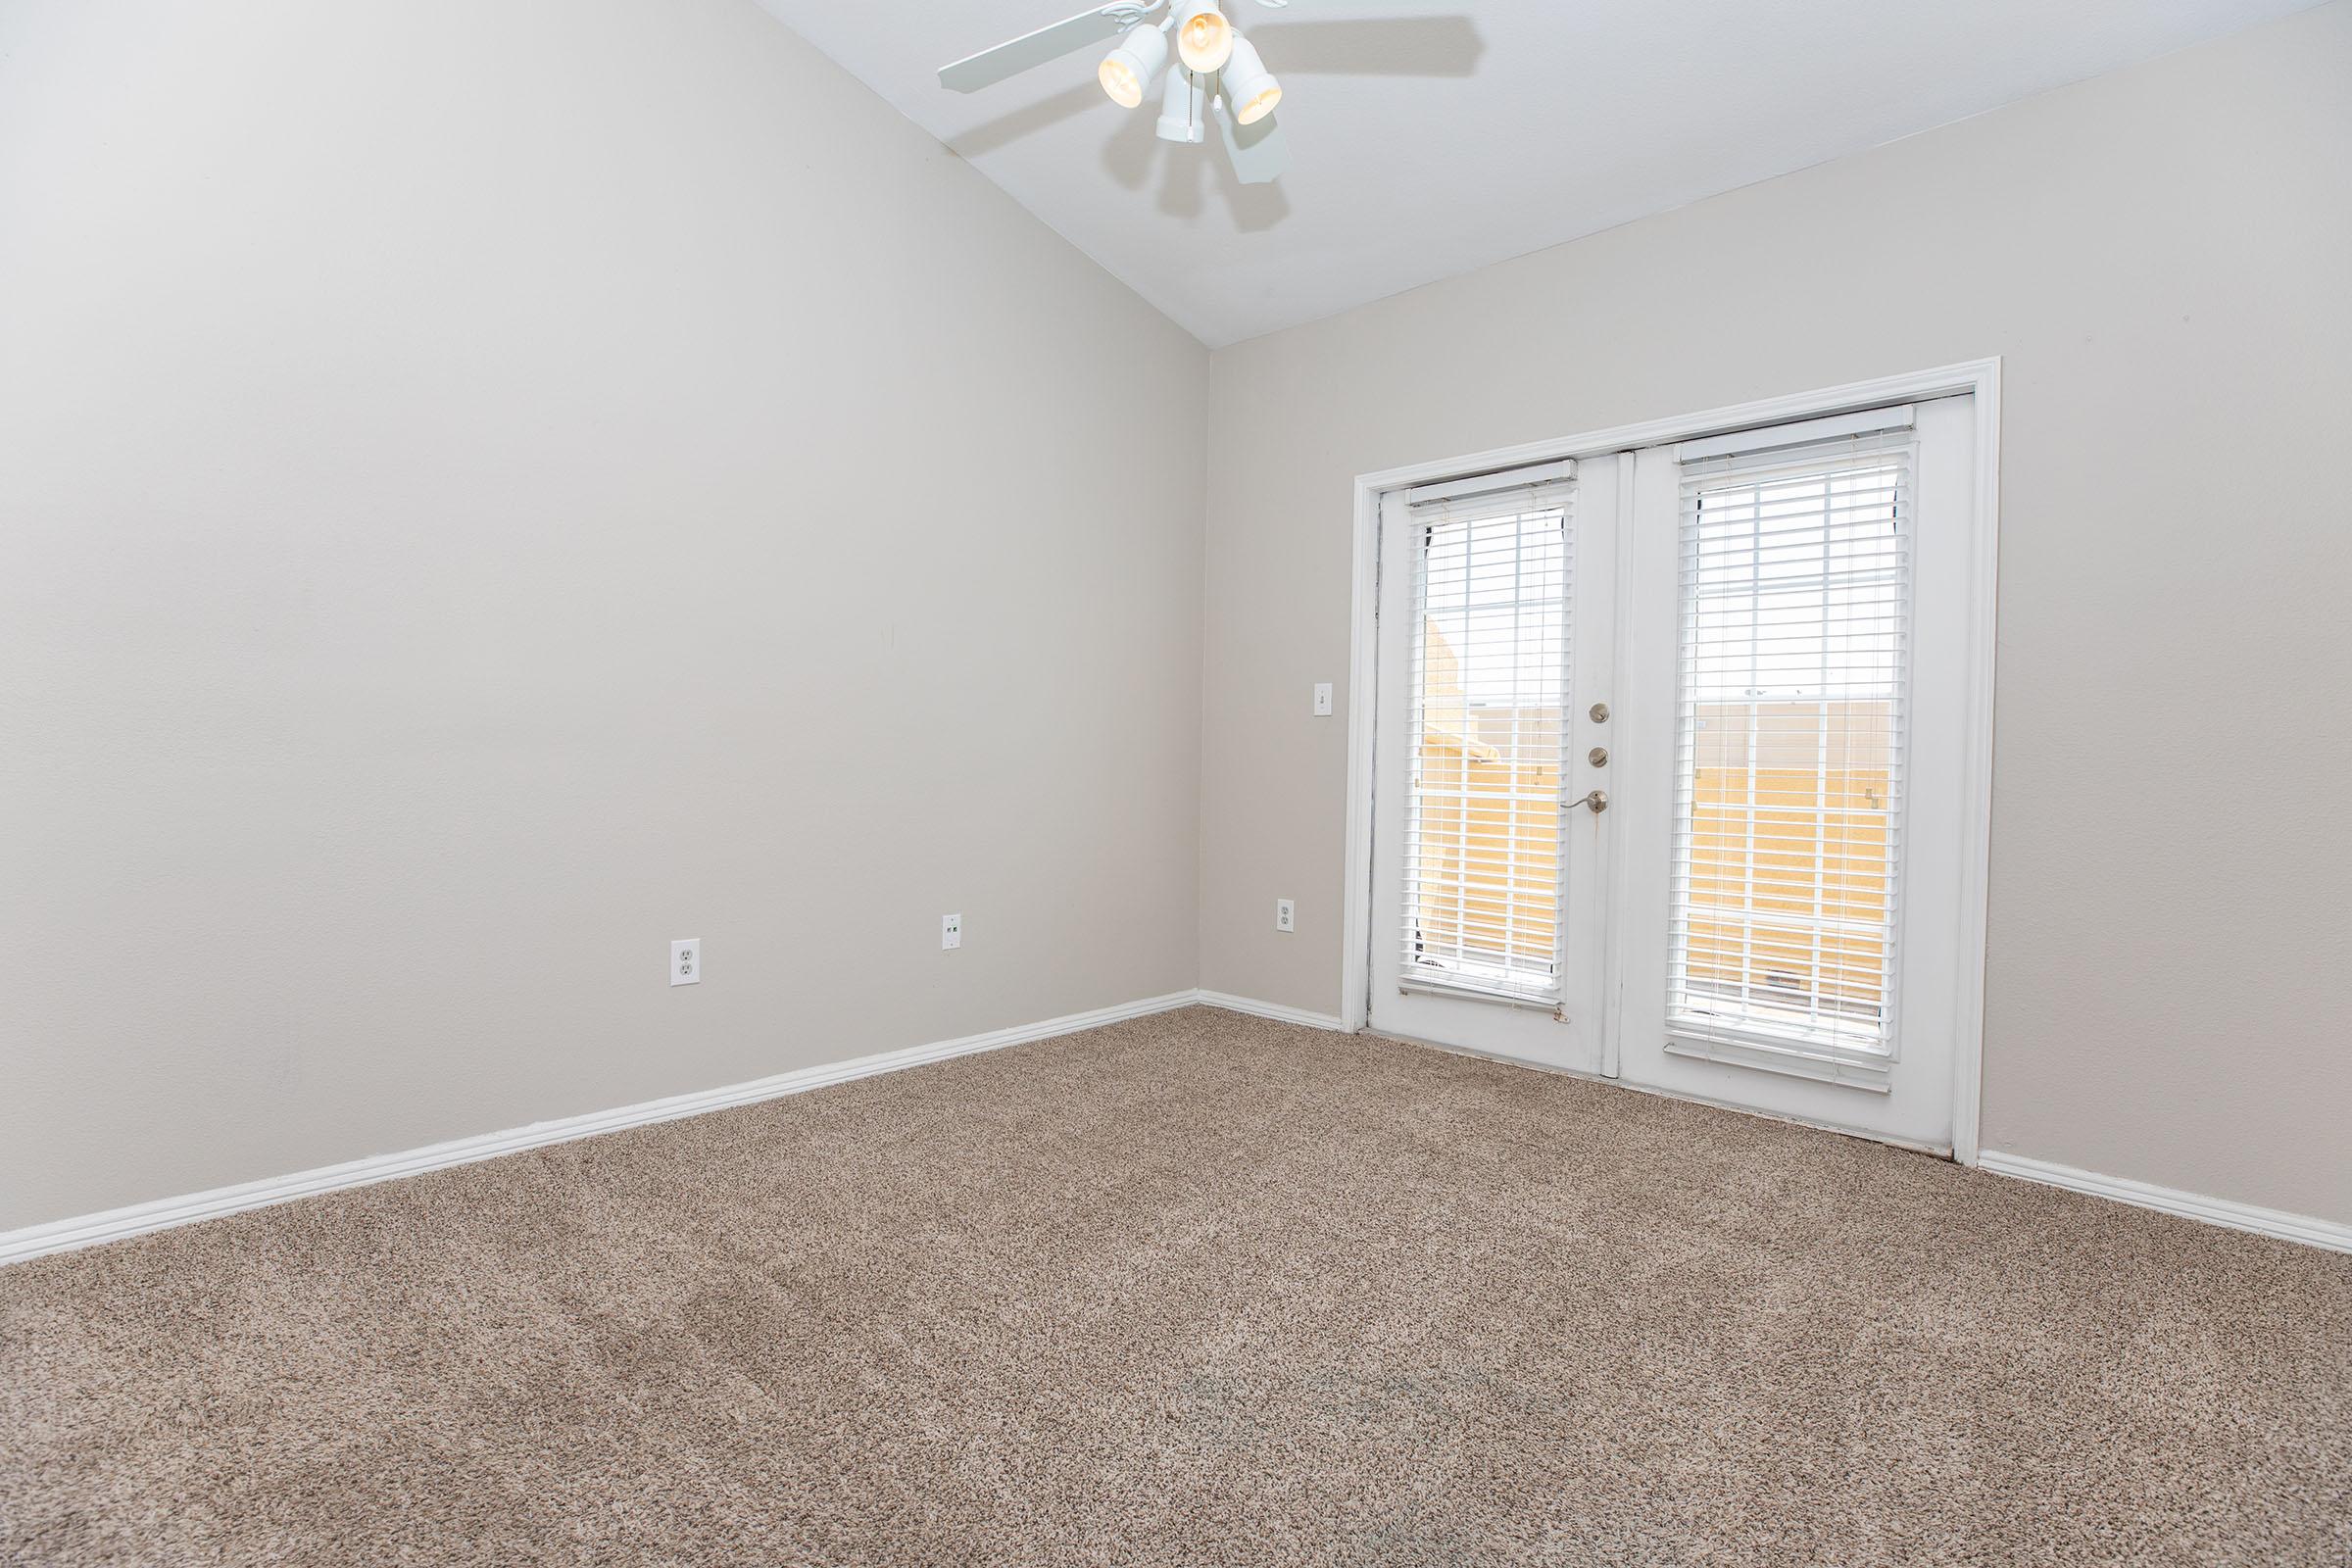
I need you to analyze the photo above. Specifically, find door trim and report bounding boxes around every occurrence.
[1341,358,2000,1164]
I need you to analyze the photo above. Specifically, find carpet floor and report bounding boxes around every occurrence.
[2,1006,2347,1566]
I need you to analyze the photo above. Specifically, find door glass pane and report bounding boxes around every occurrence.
[1670,439,1909,1054]
[1402,493,1570,1002]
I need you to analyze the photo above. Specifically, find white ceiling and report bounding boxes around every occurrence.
[754,0,2316,347]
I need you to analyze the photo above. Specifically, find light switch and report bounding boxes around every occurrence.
[1311,682,1334,717]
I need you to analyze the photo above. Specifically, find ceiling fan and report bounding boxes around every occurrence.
[940,1,1295,184]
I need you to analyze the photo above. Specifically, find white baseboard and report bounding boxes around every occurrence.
[20,1001,2338,1266]
[1194,990,1349,1032]
[0,990,1200,1268]
[1979,1150,2351,1254]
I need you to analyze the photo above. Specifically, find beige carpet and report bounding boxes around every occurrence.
[3,1007,2347,1566]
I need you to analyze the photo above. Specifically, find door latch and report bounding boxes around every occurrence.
[1566,789,1608,814]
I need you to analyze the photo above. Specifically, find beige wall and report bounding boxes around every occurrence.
[0,0,1208,1230]
[1199,4,2352,1223]
[6,0,2344,1239]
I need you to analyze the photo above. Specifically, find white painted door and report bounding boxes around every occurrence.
[1611,396,1979,1152]
[1367,395,1984,1153]
[1367,457,1619,1072]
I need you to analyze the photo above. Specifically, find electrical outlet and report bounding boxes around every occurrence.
[1311,682,1334,717]
[941,912,961,951]
[1276,898,1296,934]
[670,938,701,986]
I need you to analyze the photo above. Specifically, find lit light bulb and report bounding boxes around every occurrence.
[1174,1,1232,74]
[1221,33,1281,124]
[1099,24,1168,111]
[1099,56,1141,108]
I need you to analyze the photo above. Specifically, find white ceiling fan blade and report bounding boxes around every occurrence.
[939,5,1140,93]
[1213,94,1288,185]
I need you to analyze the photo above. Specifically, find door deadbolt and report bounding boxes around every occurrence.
[1589,702,1610,723]
[1567,789,1608,814]
[1589,747,1609,767]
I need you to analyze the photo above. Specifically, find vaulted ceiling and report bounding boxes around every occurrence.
[754,0,2318,346]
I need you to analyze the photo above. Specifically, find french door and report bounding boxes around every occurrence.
[1367,458,1617,1073]
[1367,394,1982,1152]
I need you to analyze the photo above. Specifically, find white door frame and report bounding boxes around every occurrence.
[1339,359,2000,1165]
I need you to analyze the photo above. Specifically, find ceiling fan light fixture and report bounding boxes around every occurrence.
[1221,33,1281,125]
[1155,64,1205,144]
[934,0,1287,182]
[1097,22,1168,110]
[1099,55,1140,107]
[1172,0,1233,74]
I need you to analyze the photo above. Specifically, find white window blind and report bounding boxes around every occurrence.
[1668,421,1912,1061]
[1400,472,1574,1004]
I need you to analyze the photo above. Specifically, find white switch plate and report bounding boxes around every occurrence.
[1311,682,1334,717]
[1276,898,1296,933]
[941,912,961,950]
[670,938,701,986]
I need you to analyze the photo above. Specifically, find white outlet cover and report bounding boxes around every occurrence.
[941,913,962,951]
[1276,899,1296,933]
[670,938,701,987]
